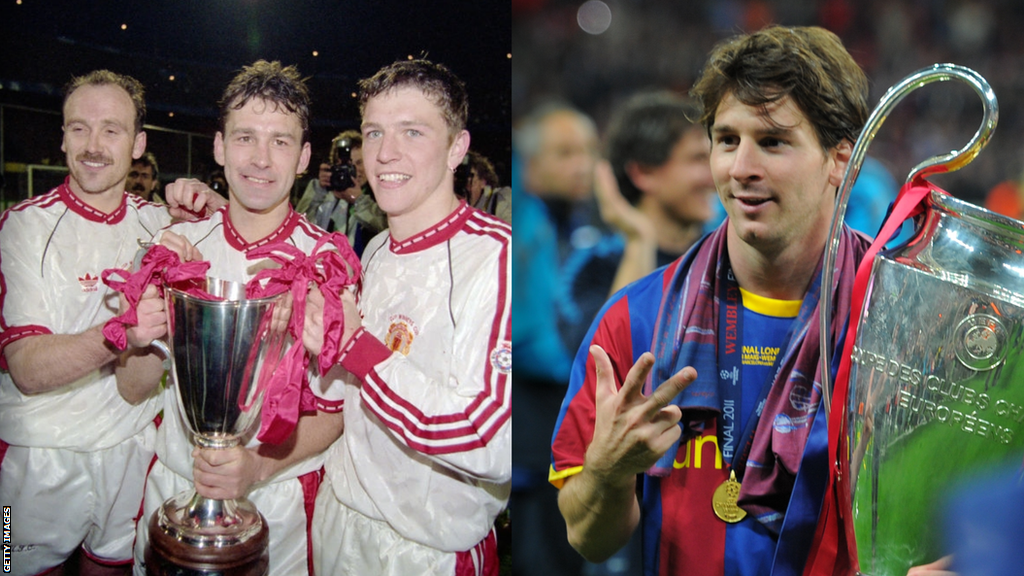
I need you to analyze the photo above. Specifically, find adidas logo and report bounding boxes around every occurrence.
[79,273,99,292]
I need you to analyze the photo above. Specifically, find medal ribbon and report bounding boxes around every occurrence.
[716,264,809,478]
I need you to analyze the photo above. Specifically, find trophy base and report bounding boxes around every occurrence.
[144,490,270,576]
[145,511,269,576]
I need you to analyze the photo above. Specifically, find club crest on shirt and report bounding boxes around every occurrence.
[385,314,419,355]
[490,340,512,374]
[78,273,100,292]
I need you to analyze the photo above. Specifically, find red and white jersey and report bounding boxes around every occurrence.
[319,202,512,552]
[0,178,170,450]
[152,207,344,480]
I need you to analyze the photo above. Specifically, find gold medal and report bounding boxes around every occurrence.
[712,470,747,523]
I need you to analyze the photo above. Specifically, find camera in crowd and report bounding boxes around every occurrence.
[328,135,358,192]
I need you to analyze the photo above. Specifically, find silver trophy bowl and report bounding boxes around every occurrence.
[149,278,289,549]
[822,64,1024,575]
[848,193,1024,574]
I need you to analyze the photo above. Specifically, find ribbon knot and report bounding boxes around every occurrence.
[244,232,362,444]
[101,244,214,351]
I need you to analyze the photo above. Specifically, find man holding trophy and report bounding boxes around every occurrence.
[301,59,512,575]
[0,70,221,576]
[549,26,878,575]
[127,60,348,576]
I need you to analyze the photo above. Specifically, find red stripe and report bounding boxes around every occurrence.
[360,222,510,444]
[390,202,471,253]
[361,374,508,454]
[454,528,498,576]
[0,325,53,370]
[56,177,129,224]
[659,425,728,576]
[298,467,324,576]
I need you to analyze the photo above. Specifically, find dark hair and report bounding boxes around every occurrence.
[465,150,499,187]
[329,129,363,165]
[691,26,869,152]
[132,151,159,177]
[359,59,468,141]
[605,91,702,206]
[219,60,311,143]
[63,70,146,134]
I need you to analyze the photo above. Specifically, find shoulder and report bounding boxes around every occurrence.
[0,189,66,232]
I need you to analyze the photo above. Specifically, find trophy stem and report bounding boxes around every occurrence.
[157,488,264,547]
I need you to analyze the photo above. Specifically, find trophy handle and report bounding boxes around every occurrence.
[819,63,999,419]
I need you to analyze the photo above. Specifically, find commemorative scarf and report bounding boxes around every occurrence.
[647,221,870,534]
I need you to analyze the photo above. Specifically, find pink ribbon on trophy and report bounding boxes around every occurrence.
[101,244,215,351]
[244,232,361,444]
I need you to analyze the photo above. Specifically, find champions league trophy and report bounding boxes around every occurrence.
[821,64,1024,575]
[145,279,290,576]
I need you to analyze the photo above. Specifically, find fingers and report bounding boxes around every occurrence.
[337,288,362,350]
[619,351,655,401]
[191,446,257,500]
[159,231,203,262]
[646,365,697,416]
[906,556,954,576]
[126,285,168,348]
[590,345,617,402]
[165,178,220,220]
[303,286,325,356]
[270,291,294,336]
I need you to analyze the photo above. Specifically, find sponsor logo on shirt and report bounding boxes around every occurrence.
[490,340,512,374]
[78,273,100,292]
[674,433,723,469]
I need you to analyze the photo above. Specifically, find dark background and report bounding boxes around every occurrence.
[0,0,512,204]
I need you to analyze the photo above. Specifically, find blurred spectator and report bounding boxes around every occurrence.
[984,167,1024,220]
[126,151,163,203]
[513,0,1013,207]
[516,102,613,355]
[204,168,229,198]
[518,102,603,260]
[845,156,914,246]
[511,104,598,575]
[463,150,512,223]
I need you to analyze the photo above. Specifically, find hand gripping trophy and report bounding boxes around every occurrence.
[145,278,289,575]
[820,64,1024,575]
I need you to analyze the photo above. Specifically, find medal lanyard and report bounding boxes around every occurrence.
[716,265,813,479]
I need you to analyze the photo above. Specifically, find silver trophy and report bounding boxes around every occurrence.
[821,64,1024,575]
[146,278,290,575]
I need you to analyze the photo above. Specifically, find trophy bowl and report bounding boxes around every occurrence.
[845,192,1024,575]
[146,278,289,575]
[821,64,1024,576]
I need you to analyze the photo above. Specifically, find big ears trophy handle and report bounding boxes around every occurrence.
[818,63,999,420]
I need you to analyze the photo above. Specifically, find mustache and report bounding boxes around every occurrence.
[131,183,146,192]
[76,152,113,165]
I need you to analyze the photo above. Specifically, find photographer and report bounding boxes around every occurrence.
[294,129,362,225]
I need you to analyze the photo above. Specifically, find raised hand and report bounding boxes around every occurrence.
[584,345,697,487]
[159,230,203,263]
[164,177,228,221]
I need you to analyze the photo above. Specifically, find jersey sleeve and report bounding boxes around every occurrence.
[548,293,637,488]
[0,211,54,367]
[339,245,511,483]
